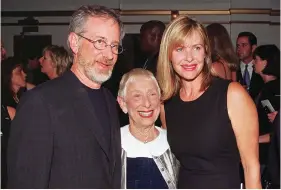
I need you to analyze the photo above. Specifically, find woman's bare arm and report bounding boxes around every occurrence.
[227,82,261,189]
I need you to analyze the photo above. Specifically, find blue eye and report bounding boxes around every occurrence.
[176,47,183,52]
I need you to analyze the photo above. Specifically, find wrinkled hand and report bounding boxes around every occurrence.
[267,111,278,123]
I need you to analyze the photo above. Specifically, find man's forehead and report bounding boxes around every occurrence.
[84,17,120,41]
[237,36,249,44]
[86,16,118,27]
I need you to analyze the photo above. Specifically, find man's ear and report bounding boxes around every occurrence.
[251,44,257,53]
[117,96,128,114]
[68,32,80,54]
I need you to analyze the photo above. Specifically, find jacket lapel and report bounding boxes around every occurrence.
[250,71,258,87]
[62,71,110,160]
[103,90,118,170]
[237,68,243,84]
[74,87,111,159]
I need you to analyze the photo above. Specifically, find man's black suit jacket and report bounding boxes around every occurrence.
[236,66,264,100]
[7,71,121,189]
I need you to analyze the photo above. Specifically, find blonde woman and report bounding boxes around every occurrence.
[39,45,72,79]
[157,16,261,188]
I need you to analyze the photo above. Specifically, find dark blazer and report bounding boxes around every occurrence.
[266,110,280,188]
[236,66,264,100]
[7,71,121,189]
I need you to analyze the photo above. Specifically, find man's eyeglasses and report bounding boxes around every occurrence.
[76,33,123,55]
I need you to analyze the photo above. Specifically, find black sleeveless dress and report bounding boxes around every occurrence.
[165,77,240,189]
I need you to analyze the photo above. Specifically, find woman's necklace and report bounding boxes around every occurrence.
[131,126,154,144]
[143,129,152,143]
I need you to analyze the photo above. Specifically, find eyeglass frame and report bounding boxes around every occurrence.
[75,33,123,55]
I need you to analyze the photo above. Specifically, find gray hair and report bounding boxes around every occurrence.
[118,68,161,98]
[67,5,124,49]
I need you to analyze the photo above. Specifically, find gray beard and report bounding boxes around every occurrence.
[77,55,113,84]
[84,66,113,84]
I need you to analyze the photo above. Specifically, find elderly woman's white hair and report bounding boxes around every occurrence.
[118,68,161,98]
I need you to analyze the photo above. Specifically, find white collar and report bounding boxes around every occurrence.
[241,60,254,68]
[121,125,169,158]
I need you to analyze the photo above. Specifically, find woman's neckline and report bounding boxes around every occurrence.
[129,126,160,144]
[177,78,216,103]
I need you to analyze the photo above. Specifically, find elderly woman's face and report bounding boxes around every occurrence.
[123,76,160,127]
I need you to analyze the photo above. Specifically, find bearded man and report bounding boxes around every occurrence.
[7,5,124,189]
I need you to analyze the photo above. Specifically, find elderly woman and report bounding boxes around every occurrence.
[117,68,179,189]
[157,15,261,188]
[39,45,72,79]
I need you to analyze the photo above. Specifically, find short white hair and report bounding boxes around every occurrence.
[118,68,161,98]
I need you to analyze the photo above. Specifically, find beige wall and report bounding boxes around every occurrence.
[2,0,280,56]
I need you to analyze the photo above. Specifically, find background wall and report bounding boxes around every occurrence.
[2,0,280,56]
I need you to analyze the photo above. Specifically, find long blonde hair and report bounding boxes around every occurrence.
[157,15,212,101]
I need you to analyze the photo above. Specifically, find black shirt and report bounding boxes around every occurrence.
[84,85,111,153]
[256,79,280,164]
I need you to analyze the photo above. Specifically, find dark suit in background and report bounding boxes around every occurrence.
[7,71,121,188]
[236,67,264,100]
[266,111,280,188]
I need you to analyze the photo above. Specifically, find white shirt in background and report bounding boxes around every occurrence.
[240,60,254,80]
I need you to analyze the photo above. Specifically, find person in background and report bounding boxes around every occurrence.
[134,20,166,75]
[24,56,50,85]
[1,41,7,61]
[39,45,72,80]
[236,32,264,99]
[1,105,16,189]
[117,68,179,189]
[264,110,280,188]
[1,57,33,181]
[1,56,34,109]
[157,15,261,188]
[1,45,16,188]
[253,44,280,175]
[206,23,239,81]
[7,5,124,188]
